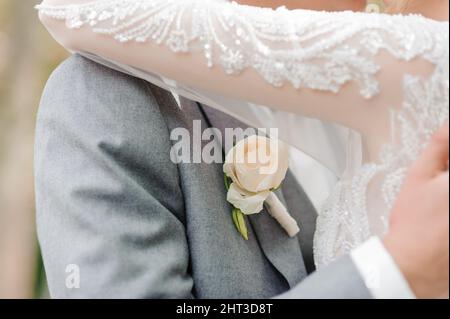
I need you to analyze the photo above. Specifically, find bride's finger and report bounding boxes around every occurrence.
[435,171,449,192]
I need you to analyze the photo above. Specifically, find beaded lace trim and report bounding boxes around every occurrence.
[37,0,446,98]
[315,51,449,267]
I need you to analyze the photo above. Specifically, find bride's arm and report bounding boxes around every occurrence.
[37,0,445,135]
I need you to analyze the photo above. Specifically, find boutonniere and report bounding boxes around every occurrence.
[223,135,300,240]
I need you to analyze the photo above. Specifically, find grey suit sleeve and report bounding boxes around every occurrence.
[35,55,193,298]
[278,256,372,299]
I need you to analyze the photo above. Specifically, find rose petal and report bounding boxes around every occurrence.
[227,183,270,215]
[224,135,290,193]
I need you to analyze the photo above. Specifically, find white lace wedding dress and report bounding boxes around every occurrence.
[37,0,449,269]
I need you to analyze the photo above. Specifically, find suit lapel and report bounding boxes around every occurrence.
[200,104,316,286]
[280,171,318,273]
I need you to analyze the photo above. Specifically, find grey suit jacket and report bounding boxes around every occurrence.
[34,55,371,299]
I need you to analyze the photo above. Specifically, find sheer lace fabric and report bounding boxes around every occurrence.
[37,0,449,268]
[316,53,449,266]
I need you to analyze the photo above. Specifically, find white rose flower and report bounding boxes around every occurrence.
[223,135,299,238]
[223,135,289,194]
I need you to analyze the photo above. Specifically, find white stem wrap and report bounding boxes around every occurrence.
[265,192,300,237]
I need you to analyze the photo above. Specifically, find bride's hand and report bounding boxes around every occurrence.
[384,122,449,299]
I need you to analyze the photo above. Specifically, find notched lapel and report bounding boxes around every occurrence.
[161,96,291,297]
[281,171,318,274]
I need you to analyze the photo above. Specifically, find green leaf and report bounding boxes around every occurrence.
[232,208,239,229]
[224,173,231,190]
[232,208,249,240]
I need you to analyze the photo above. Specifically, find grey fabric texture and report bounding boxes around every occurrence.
[35,55,371,299]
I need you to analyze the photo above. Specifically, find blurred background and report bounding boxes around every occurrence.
[0,0,68,298]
